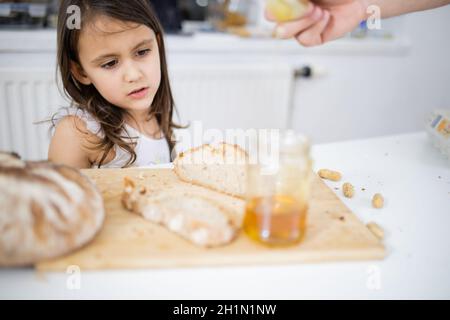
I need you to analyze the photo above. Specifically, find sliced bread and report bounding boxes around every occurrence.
[121,177,240,247]
[173,143,248,199]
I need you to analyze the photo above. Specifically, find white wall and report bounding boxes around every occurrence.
[1,4,449,159]
[292,6,450,143]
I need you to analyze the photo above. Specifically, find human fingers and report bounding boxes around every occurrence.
[295,9,331,47]
[274,5,325,39]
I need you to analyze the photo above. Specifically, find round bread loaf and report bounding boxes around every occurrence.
[0,152,105,266]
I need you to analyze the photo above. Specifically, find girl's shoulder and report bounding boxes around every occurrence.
[50,107,113,167]
[52,107,103,138]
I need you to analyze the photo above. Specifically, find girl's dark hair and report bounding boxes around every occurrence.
[56,0,182,167]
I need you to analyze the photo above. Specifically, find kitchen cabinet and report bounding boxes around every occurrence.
[1,28,438,160]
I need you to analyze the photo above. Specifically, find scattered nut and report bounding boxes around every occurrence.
[367,222,384,240]
[372,193,384,208]
[342,182,355,198]
[318,169,342,181]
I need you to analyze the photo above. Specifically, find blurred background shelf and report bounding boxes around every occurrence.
[0,1,449,161]
[0,29,411,55]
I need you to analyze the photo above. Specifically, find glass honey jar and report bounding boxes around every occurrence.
[243,130,312,246]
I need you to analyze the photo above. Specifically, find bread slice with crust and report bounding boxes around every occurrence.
[173,143,248,199]
[121,177,240,247]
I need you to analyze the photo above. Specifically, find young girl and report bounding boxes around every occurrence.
[49,0,182,168]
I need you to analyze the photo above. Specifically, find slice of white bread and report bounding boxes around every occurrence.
[174,143,248,199]
[121,177,240,247]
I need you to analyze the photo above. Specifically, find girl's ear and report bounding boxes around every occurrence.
[70,61,92,85]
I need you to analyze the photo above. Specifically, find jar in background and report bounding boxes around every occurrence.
[243,130,312,246]
[207,0,256,31]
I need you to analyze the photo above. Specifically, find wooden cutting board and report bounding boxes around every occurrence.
[36,168,385,271]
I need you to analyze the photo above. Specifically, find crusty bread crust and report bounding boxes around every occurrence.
[173,143,248,199]
[0,152,105,266]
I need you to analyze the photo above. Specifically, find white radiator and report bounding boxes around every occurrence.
[0,63,295,161]
[0,69,68,161]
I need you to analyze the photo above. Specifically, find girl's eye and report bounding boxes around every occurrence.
[101,60,118,69]
[136,49,151,57]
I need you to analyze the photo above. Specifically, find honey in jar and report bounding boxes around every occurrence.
[243,130,312,246]
[243,195,308,246]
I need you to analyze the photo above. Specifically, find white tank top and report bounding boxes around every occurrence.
[52,107,171,168]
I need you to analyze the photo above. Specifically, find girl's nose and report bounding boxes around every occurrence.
[123,61,143,83]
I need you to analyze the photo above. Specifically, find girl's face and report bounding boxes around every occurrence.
[72,15,161,115]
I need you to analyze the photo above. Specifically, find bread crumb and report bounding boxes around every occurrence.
[123,176,135,188]
[138,172,146,180]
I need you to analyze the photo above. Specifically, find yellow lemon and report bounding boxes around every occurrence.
[266,0,310,22]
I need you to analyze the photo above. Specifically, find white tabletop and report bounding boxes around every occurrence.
[1,131,449,299]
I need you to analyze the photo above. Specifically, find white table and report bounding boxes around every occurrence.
[1,132,449,299]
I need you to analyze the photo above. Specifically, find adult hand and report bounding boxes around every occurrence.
[267,0,367,47]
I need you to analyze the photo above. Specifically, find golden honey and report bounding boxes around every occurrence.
[243,195,307,246]
[243,130,312,246]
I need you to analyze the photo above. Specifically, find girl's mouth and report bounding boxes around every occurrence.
[128,87,149,99]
